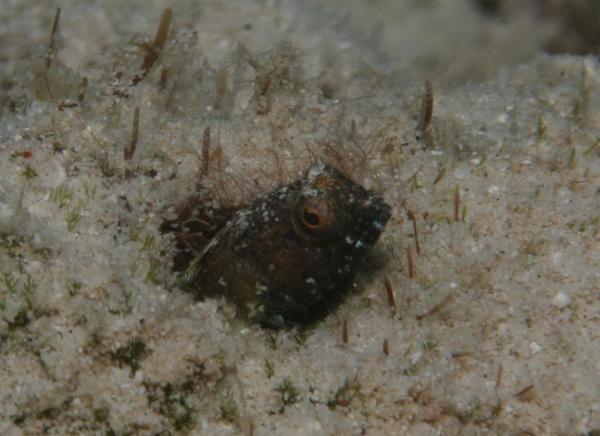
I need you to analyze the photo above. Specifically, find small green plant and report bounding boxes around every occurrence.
[275,377,300,412]
[67,280,82,296]
[264,359,274,379]
[145,382,195,432]
[67,200,84,231]
[21,275,36,308]
[423,339,439,353]
[265,332,278,350]
[128,221,144,242]
[122,287,133,314]
[292,330,307,346]
[82,180,96,201]
[10,308,30,329]
[219,391,238,424]
[2,272,17,293]
[145,258,160,284]
[50,183,73,209]
[110,338,149,375]
[22,164,38,179]
[583,139,599,156]
[0,233,22,250]
[2,273,36,330]
[327,378,361,410]
[141,234,154,251]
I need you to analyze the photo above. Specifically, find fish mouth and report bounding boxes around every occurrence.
[352,194,391,252]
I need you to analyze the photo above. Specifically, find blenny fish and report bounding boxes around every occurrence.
[166,163,390,328]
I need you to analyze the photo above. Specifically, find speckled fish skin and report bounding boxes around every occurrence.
[179,163,391,328]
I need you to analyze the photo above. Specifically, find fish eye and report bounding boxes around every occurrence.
[297,199,332,233]
[301,206,323,229]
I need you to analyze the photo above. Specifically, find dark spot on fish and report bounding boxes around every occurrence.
[162,163,390,328]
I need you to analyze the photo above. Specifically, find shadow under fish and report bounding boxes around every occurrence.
[161,163,391,328]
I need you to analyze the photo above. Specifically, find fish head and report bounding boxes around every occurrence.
[290,163,391,255]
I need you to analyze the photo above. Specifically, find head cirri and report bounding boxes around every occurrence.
[178,163,391,328]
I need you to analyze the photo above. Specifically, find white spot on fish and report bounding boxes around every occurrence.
[372,220,384,231]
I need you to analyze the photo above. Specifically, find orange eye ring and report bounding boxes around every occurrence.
[301,206,324,229]
[296,198,332,233]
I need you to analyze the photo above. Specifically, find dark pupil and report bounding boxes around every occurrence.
[303,210,321,226]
